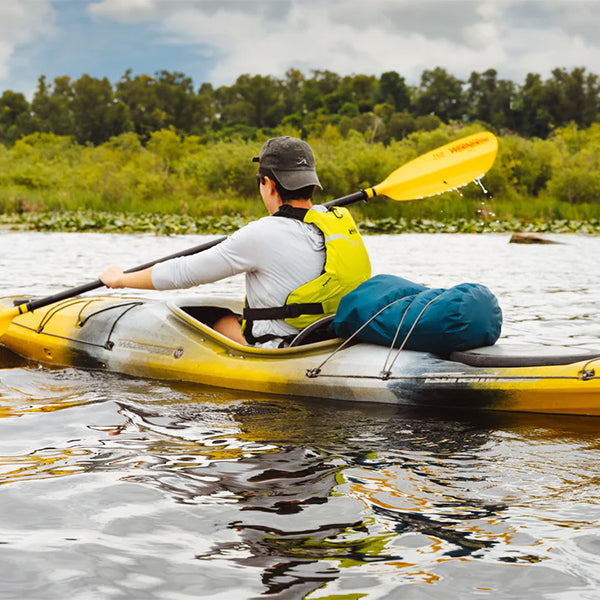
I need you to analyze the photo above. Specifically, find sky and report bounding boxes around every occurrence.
[2,0,600,98]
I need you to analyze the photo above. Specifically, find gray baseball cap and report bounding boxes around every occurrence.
[253,136,322,190]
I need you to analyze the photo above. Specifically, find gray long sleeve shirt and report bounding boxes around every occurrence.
[151,209,326,343]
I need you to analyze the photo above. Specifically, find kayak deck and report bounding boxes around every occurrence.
[1,294,599,416]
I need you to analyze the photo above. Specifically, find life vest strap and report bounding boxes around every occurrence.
[272,204,309,221]
[243,302,324,321]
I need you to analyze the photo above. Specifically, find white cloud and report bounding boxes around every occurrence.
[84,0,600,86]
[0,0,55,80]
[0,0,579,93]
[502,26,600,77]
[88,0,166,23]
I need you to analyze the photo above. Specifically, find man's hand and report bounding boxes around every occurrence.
[99,265,125,288]
[99,266,155,290]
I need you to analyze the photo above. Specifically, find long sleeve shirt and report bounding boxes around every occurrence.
[151,208,327,343]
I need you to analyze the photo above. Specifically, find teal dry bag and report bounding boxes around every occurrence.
[332,274,502,354]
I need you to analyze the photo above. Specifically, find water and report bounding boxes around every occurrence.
[1,232,599,599]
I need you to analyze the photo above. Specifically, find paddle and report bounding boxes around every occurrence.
[0,130,497,338]
[328,130,498,207]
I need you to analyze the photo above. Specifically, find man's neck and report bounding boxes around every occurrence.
[281,198,313,209]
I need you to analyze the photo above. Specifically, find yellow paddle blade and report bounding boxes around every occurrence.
[0,305,22,338]
[370,131,498,201]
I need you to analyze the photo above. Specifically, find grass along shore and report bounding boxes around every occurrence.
[1,208,599,235]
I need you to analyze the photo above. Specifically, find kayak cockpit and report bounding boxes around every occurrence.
[168,296,600,367]
[168,296,343,353]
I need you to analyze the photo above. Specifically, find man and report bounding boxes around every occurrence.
[100,136,371,347]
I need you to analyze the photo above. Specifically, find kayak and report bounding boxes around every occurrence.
[1,294,599,416]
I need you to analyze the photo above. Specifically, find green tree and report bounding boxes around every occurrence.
[386,111,418,141]
[309,70,342,96]
[72,74,131,144]
[344,74,378,112]
[116,71,168,140]
[546,124,600,204]
[300,70,341,112]
[154,70,212,135]
[414,67,465,122]
[217,74,283,128]
[465,69,517,130]
[339,102,360,118]
[323,89,350,114]
[282,68,306,115]
[513,73,553,138]
[545,67,600,128]
[377,71,411,112]
[31,75,75,136]
[0,90,34,144]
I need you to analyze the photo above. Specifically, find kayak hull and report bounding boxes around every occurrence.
[1,295,599,416]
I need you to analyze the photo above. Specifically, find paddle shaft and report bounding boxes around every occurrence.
[19,192,371,313]
[324,190,370,208]
[21,235,226,312]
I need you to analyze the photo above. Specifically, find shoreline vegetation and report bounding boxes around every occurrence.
[1,211,599,235]
[1,123,600,235]
[2,66,600,234]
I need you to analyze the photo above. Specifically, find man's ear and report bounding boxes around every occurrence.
[264,176,277,194]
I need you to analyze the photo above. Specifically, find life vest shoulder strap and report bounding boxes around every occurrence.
[271,204,309,221]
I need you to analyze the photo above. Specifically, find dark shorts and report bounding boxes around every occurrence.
[201,307,242,327]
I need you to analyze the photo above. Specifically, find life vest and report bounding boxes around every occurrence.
[242,204,371,344]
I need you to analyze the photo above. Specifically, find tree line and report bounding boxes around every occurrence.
[1,66,599,146]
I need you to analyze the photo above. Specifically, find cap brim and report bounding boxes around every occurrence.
[272,168,322,190]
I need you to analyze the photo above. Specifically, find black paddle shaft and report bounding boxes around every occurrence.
[24,235,227,312]
[324,189,369,209]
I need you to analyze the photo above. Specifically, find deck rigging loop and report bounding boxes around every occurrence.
[379,296,440,379]
[15,297,144,351]
[580,357,599,380]
[37,297,89,333]
[305,295,420,379]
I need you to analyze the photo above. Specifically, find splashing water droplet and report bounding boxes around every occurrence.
[474,177,489,195]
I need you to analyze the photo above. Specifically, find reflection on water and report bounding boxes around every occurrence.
[1,232,600,598]
[1,367,600,598]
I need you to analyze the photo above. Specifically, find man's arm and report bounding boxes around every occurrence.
[99,221,262,292]
[100,265,155,289]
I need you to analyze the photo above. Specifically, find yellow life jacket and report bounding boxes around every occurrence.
[242,204,371,344]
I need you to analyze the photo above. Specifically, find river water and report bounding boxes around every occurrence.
[0,231,599,599]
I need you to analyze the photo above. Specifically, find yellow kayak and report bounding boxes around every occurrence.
[1,294,599,416]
